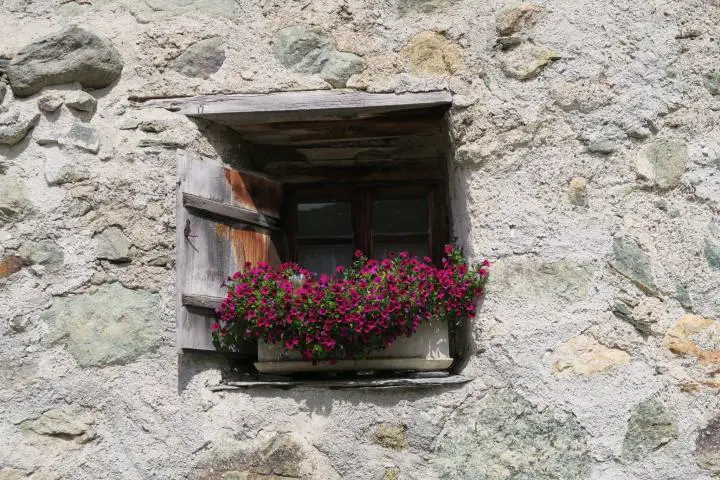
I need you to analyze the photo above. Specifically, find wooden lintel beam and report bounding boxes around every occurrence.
[133,90,452,125]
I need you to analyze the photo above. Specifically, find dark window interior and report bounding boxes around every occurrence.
[286,185,446,275]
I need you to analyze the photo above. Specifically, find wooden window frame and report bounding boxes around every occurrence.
[284,182,449,267]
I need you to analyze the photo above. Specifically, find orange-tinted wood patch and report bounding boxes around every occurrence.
[216,224,281,268]
[224,168,282,218]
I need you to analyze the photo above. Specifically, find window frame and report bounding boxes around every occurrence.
[284,181,449,269]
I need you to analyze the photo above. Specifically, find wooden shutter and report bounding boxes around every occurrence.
[176,151,284,351]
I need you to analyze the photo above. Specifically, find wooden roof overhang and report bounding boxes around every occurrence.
[136,90,453,183]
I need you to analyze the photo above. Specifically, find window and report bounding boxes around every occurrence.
[161,90,472,382]
[287,185,447,275]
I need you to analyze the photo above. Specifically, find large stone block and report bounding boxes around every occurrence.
[273,25,365,88]
[0,174,30,224]
[610,237,657,295]
[705,223,720,270]
[621,399,678,462]
[18,239,64,272]
[496,3,544,36]
[43,283,161,367]
[500,42,560,80]
[696,415,720,474]
[373,423,408,450]
[171,37,225,79]
[402,31,463,76]
[94,226,131,262]
[433,389,590,479]
[0,112,40,145]
[491,258,594,302]
[7,26,123,97]
[194,434,341,480]
[635,140,688,190]
[552,334,630,375]
[19,406,96,445]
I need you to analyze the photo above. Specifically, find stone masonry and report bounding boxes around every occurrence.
[0,1,719,479]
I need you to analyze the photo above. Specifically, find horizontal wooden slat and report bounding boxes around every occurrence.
[184,193,282,231]
[182,294,224,311]
[212,374,472,390]
[134,90,452,125]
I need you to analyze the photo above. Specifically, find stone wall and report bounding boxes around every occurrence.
[1,0,719,479]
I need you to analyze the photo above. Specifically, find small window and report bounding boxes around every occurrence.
[288,187,442,276]
[167,90,472,385]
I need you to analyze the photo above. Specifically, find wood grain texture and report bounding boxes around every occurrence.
[176,151,283,351]
[135,90,452,124]
[183,193,282,231]
[212,374,472,390]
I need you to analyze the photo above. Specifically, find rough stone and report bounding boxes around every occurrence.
[550,79,613,113]
[138,120,169,133]
[610,237,657,295]
[552,334,630,375]
[7,26,123,97]
[674,284,693,309]
[44,147,90,186]
[567,176,588,206]
[43,283,161,367]
[0,174,30,223]
[398,0,449,14]
[19,406,96,444]
[194,433,341,480]
[64,90,97,113]
[496,3,544,36]
[622,399,678,462]
[37,93,64,112]
[705,224,720,270]
[663,314,720,365]
[0,113,40,145]
[64,122,100,153]
[402,31,463,76]
[500,42,560,80]
[171,37,225,79]
[587,139,617,154]
[696,415,720,474]
[0,83,6,104]
[18,240,64,273]
[373,423,408,450]
[618,297,664,337]
[433,389,590,479]
[0,110,20,126]
[94,226,131,262]
[274,25,365,88]
[0,468,24,480]
[384,467,401,480]
[635,140,688,190]
[491,258,594,302]
[0,255,25,278]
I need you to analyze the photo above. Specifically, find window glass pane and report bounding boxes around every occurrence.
[373,241,428,260]
[298,202,352,238]
[298,244,353,276]
[372,198,427,234]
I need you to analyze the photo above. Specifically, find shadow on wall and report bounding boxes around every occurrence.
[177,349,471,414]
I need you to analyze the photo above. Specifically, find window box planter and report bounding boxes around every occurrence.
[213,246,489,373]
[254,318,452,374]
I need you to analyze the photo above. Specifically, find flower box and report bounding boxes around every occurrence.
[213,246,489,372]
[254,318,453,374]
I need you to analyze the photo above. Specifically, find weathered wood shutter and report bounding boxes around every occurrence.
[176,151,284,351]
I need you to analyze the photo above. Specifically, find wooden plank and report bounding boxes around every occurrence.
[182,294,224,311]
[176,152,284,351]
[235,115,444,144]
[262,163,443,184]
[135,90,452,125]
[183,193,282,231]
[212,375,472,390]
